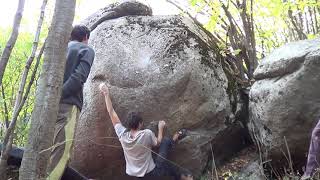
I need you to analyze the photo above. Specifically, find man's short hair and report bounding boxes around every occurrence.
[126,112,143,130]
[70,25,91,42]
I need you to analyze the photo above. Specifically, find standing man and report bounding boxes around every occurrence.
[47,25,95,180]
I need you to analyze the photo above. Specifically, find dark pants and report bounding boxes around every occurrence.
[304,120,320,176]
[144,137,181,180]
[62,166,88,180]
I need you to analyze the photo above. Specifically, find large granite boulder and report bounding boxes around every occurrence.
[249,38,320,166]
[71,1,248,178]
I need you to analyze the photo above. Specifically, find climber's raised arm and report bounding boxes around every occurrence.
[99,83,121,126]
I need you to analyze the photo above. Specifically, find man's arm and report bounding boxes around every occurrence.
[155,120,166,146]
[62,47,95,98]
[99,83,121,126]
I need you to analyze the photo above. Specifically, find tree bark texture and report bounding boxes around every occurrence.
[19,0,75,179]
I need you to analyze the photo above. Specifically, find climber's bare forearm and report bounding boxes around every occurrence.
[104,93,121,126]
[156,121,166,146]
[156,128,164,146]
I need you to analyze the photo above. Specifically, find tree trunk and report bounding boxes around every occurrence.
[19,0,76,179]
[0,0,25,87]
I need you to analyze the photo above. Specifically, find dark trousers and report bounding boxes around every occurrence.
[304,120,320,176]
[144,137,181,180]
[62,166,88,180]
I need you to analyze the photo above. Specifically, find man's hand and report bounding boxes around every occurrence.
[158,120,166,130]
[99,83,109,95]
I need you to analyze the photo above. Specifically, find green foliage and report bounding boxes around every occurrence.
[188,0,320,59]
[0,27,45,146]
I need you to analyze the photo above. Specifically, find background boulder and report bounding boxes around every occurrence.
[249,38,320,167]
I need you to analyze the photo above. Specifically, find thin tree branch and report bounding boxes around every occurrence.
[309,6,316,34]
[166,0,222,44]
[0,85,9,128]
[297,5,304,32]
[288,9,307,40]
[0,0,47,178]
[0,0,25,87]
[1,0,47,149]
[314,1,319,33]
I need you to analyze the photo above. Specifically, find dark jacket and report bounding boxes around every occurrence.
[60,41,95,110]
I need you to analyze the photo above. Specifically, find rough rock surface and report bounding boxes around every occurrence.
[249,38,320,164]
[81,1,152,31]
[71,1,248,179]
[234,160,265,180]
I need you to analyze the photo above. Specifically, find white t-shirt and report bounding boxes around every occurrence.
[114,123,158,177]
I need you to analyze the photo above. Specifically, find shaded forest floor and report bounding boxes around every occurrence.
[200,145,258,180]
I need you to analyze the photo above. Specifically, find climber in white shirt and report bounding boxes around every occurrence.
[99,83,193,180]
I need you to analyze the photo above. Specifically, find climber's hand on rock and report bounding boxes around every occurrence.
[99,83,109,95]
[158,120,166,130]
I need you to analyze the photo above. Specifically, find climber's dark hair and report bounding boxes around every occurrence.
[126,112,143,130]
[70,25,91,42]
